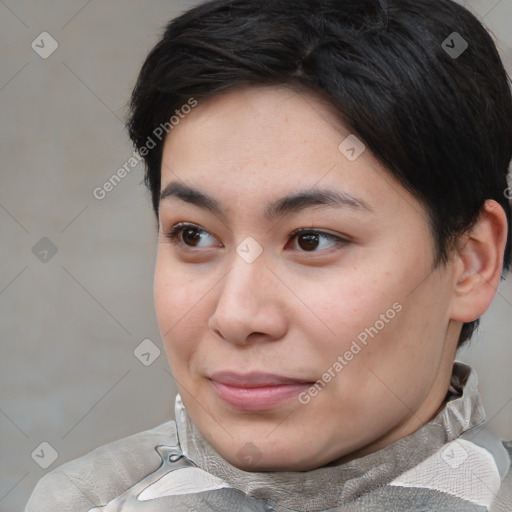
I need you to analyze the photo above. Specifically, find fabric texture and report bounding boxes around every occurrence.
[25,362,512,511]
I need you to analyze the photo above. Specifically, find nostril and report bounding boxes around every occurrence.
[212,328,223,340]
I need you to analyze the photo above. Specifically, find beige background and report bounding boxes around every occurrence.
[0,1,511,510]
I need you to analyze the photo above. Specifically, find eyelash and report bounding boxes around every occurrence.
[164,222,349,252]
[164,223,215,246]
[288,227,348,251]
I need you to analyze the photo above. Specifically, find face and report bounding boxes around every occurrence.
[154,86,461,471]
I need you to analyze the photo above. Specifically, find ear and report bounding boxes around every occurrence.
[450,200,508,323]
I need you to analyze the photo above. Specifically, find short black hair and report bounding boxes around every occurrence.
[127,0,512,346]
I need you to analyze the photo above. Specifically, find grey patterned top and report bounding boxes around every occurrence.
[25,363,512,511]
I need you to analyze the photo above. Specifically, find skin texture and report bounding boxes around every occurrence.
[153,86,507,472]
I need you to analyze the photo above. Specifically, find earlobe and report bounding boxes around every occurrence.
[450,200,508,323]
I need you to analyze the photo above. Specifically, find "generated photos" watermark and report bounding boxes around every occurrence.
[298,302,403,405]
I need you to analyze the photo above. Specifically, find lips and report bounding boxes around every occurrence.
[209,371,314,412]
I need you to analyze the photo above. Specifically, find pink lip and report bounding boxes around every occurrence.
[209,372,314,412]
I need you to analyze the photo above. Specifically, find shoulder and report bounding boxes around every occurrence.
[388,428,512,511]
[25,420,178,512]
[490,441,512,512]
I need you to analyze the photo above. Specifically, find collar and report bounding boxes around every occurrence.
[174,362,486,510]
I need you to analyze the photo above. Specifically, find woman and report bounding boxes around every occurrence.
[26,0,512,510]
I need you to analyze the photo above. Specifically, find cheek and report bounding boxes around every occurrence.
[153,253,208,359]
[296,262,436,393]
[297,270,397,351]
[327,281,452,415]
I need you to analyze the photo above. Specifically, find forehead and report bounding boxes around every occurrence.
[164,86,348,165]
[159,86,424,223]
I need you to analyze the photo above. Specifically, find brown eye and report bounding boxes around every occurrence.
[288,230,347,252]
[297,233,320,251]
[165,223,218,248]
[182,227,203,246]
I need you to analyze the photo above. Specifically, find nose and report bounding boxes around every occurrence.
[208,255,288,346]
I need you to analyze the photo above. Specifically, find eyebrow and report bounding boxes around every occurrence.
[160,181,373,219]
